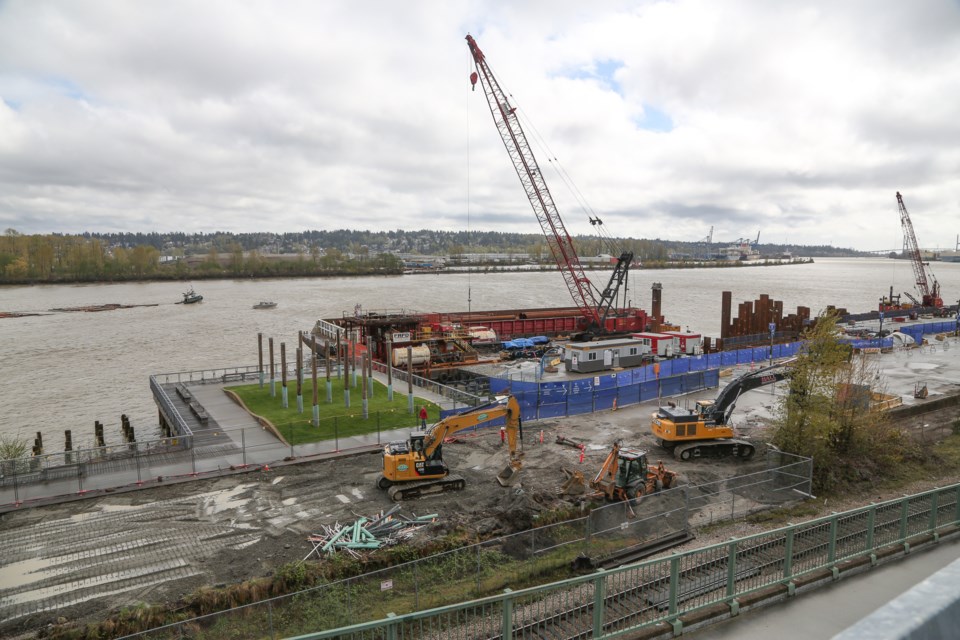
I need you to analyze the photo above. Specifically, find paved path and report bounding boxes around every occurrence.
[689,536,960,639]
[0,371,452,511]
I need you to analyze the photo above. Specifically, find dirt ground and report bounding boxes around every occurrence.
[0,393,769,637]
[2,347,959,637]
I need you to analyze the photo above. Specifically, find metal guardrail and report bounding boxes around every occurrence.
[281,482,958,640]
[122,452,814,640]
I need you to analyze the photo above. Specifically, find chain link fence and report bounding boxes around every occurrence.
[123,451,811,640]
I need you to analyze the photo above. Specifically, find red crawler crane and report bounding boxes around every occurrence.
[466,34,643,338]
[896,191,942,308]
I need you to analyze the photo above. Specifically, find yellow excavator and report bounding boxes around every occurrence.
[651,358,795,460]
[377,395,524,501]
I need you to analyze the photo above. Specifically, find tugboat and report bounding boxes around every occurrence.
[253,301,277,309]
[180,286,203,304]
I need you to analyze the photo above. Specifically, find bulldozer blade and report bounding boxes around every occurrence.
[497,464,521,487]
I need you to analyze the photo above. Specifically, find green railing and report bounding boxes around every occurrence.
[287,483,960,640]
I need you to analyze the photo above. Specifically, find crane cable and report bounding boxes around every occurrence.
[510,93,624,259]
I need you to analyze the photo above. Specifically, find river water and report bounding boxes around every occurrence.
[1,257,958,448]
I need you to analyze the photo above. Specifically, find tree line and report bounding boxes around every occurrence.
[1,227,865,284]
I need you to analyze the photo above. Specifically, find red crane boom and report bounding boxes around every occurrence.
[466,34,636,334]
[896,191,942,308]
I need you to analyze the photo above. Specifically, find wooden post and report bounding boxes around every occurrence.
[366,351,374,398]
[351,340,358,389]
[258,332,265,388]
[281,342,288,408]
[312,341,320,426]
[324,338,332,403]
[386,337,394,401]
[335,329,341,380]
[343,335,350,408]
[296,345,304,413]
[269,337,276,397]
[362,352,369,419]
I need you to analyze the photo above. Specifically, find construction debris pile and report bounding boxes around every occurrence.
[305,506,438,559]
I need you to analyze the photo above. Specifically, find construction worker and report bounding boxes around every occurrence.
[418,405,428,429]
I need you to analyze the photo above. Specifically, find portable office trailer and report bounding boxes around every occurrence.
[661,330,702,355]
[563,338,651,373]
[630,332,676,358]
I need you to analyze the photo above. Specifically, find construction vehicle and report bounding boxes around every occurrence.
[651,359,796,460]
[897,192,943,308]
[466,34,649,339]
[377,395,524,501]
[590,440,677,501]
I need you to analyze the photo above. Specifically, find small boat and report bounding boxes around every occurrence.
[253,301,277,309]
[180,287,203,304]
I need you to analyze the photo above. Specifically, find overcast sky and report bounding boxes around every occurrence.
[1,1,959,251]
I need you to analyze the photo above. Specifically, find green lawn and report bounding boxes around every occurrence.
[226,376,440,445]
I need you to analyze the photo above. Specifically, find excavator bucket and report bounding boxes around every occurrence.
[497,461,522,487]
[558,468,587,496]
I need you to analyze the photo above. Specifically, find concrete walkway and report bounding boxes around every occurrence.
[0,371,455,512]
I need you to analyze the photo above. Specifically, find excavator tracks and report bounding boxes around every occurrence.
[385,475,467,501]
[673,439,755,461]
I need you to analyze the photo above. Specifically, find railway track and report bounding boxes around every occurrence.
[401,491,956,639]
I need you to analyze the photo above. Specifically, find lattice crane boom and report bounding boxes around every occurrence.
[896,191,942,308]
[467,34,626,331]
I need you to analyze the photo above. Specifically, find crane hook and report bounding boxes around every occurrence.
[470,71,478,91]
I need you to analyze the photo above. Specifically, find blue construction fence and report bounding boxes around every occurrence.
[439,319,955,424]
[480,340,809,422]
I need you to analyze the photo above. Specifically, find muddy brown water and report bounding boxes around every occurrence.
[1,258,957,447]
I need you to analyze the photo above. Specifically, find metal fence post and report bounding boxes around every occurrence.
[867,504,876,551]
[501,589,514,640]
[592,568,606,636]
[242,429,247,466]
[783,529,794,580]
[414,560,420,610]
[268,599,275,639]
[828,515,838,564]
[725,540,738,598]
[476,544,482,594]
[668,555,680,617]
[135,445,142,485]
[900,498,909,543]
[956,485,960,524]
[929,491,939,532]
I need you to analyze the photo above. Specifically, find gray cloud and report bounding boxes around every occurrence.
[0,0,958,249]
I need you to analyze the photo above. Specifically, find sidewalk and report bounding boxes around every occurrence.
[0,370,458,512]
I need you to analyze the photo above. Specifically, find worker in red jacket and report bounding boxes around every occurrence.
[419,406,428,429]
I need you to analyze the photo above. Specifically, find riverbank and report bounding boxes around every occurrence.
[0,256,814,285]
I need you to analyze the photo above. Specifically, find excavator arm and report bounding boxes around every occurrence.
[709,358,796,424]
[422,395,522,457]
[379,395,525,499]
